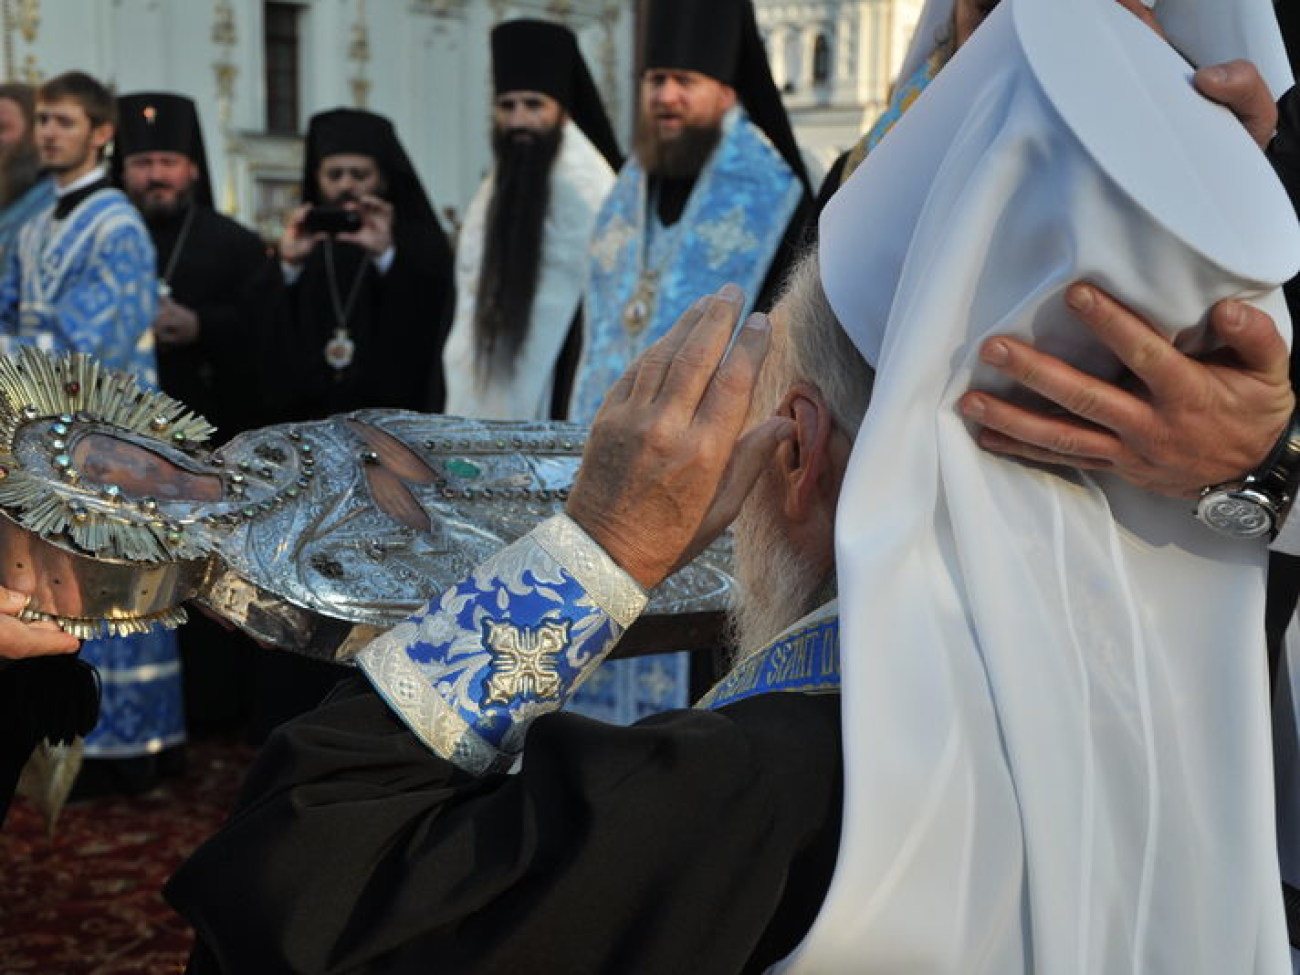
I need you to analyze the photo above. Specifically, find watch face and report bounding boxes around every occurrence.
[1197,491,1274,539]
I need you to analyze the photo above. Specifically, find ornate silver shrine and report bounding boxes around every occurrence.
[0,348,734,661]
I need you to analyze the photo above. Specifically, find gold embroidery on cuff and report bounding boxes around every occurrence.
[532,514,648,629]
[356,637,510,776]
[480,619,569,706]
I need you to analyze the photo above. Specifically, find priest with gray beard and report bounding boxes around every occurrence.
[442,19,620,422]
[165,1,1299,967]
[0,83,53,264]
[168,265,1293,975]
[170,265,857,974]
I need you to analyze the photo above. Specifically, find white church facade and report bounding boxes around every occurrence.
[755,0,926,169]
[1,0,921,234]
[0,0,635,238]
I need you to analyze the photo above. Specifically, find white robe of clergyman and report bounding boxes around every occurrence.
[780,0,1299,971]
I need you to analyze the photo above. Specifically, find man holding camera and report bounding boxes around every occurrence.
[256,109,455,738]
[276,108,454,422]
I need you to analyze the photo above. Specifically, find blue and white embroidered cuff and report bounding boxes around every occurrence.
[356,514,648,774]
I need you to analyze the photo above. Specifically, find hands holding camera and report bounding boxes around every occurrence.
[279,194,395,269]
[336,195,395,259]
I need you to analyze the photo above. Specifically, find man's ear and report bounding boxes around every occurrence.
[775,382,835,521]
[91,123,114,156]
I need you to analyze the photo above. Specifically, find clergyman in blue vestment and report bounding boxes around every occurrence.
[569,0,813,723]
[0,71,184,794]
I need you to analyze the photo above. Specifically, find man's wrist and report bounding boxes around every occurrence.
[356,514,647,774]
[565,502,671,591]
[1199,410,1300,542]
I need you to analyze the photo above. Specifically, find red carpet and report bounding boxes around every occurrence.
[0,738,253,974]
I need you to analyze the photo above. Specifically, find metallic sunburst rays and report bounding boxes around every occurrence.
[0,346,215,565]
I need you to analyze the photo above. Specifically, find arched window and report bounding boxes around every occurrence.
[784,32,802,92]
[812,32,832,86]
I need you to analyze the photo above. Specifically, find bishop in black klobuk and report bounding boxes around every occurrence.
[274,108,454,422]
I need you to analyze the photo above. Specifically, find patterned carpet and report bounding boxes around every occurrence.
[0,738,253,975]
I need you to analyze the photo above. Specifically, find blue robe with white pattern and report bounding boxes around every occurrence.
[572,107,803,424]
[0,177,54,269]
[0,184,158,380]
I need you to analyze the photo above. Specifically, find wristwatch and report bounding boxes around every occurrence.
[1196,411,1300,539]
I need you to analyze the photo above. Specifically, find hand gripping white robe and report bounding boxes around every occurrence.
[780,0,1300,972]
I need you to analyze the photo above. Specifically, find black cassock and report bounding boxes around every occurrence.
[167,677,842,975]
[152,204,286,442]
[1266,86,1300,677]
[276,218,454,423]
[246,217,455,735]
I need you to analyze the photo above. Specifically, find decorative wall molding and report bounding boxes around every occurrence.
[597,0,621,124]
[349,0,372,108]
[2,0,41,83]
[211,0,240,211]
[15,0,36,44]
[410,0,470,18]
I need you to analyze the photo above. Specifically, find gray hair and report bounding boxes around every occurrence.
[755,248,874,435]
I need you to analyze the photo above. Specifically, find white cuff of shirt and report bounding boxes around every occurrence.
[281,245,394,283]
[372,246,396,275]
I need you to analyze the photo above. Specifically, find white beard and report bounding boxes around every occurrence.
[727,487,823,663]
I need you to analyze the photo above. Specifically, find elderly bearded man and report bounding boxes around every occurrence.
[166,0,1299,969]
[168,284,1294,974]
[443,19,621,422]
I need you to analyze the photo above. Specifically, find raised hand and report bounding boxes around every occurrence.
[567,285,793,589]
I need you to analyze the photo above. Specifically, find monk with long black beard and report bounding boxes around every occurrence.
[443,19,621,421]
[472,120,563,380]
